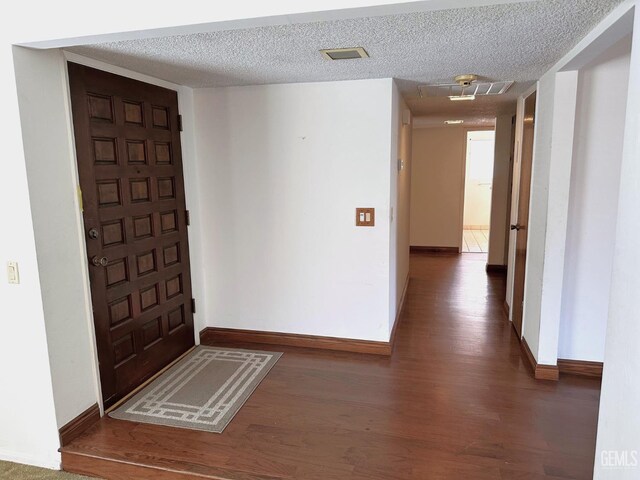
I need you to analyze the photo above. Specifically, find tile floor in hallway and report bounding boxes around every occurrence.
[462,228,489,253]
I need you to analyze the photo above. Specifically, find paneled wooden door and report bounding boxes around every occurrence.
[511,91,537,337]
[68,63,195,408]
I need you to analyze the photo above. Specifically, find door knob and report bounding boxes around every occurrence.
[88,228,99,239]
[91,256,108,267]
[510,224,522,231]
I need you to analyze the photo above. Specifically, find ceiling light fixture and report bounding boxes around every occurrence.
[445,120,464,125]
[320,47,369,60]
[419,73,512,100]
[449,74,477,101]
[449,94,476,101]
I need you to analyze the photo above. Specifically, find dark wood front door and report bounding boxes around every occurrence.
[511,91,537,337]
[68,63,195,408]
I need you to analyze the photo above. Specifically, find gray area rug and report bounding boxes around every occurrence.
[109,345,282,433]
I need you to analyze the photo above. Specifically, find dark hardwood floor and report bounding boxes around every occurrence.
[62,253,601,480]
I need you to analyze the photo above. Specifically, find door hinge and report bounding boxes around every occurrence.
[185,209,191,226]
[191,298,196,314]
[178,114,183,132]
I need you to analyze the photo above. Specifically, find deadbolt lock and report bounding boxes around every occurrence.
[88,228,99,239]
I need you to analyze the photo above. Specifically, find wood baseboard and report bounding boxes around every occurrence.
[503,300,510,320]
[521,338,559,381]
[535,364,560,381]
[521,337,536,371]
[389,274,410,350]
[410,246,459,254]
[558,359,603,378]
[200,276,411,357]
[59,403,100,447]
[201,327,392,356]
[486,264,507,274]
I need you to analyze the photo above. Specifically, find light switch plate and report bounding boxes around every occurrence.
[355,208,375,227]
[7,261,19,284]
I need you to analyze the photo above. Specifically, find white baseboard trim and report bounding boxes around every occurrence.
[0,449,61,470]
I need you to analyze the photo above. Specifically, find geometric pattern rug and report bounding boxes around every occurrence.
[109,346,282,433]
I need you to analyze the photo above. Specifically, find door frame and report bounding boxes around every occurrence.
[458,127,496,254]
[511,90,537,338]
[506,84,539,334]
[62,51,201,413]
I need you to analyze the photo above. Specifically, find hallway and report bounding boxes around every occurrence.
[62,254,602,480]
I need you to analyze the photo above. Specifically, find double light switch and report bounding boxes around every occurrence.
[355,208,375,227]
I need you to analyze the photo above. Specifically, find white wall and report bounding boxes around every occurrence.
[392,83,412,328]
[487,114,514,266]
[534,71,580,363]
[3,48,202,467]
[463,130,495,228]
[520,74,554,357]
[192,79,394,342]
[595,7,640,478]
[389,84,399,328]
[0,0,544,469]
[518,72,581,361]
[410,126,466,249]
[0,44,61,466]
[12,48,100,428]
[505,1,635,364]
[558,36,631,362]
[411,126,499,250]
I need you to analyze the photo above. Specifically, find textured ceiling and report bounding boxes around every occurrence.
[69,0,623,117]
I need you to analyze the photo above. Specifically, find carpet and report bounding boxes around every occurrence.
[0,461,95,479]
[109,345,281,433]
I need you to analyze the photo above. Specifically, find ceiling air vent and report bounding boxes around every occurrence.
[320,47,369,60]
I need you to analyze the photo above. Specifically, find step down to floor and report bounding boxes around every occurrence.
[61,449,280,480]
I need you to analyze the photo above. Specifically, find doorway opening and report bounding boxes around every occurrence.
[462,130,495,253]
